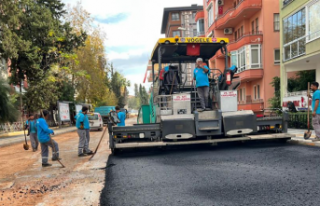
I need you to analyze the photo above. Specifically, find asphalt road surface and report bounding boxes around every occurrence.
[100,142,320,206]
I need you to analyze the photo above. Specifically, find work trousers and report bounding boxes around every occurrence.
[40,139,59,164]
[29,133,39,150]
[197,86,209,109]
[312,114,320,138]
[77,129,92,155]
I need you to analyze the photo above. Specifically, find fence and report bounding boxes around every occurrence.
[288,112,313,130]
[0,120,58,134]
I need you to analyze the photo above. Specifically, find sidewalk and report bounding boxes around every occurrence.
[0,126,77,148]
[287,128,320,147]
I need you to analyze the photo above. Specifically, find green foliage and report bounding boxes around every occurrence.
[288,70,316,92]
[139,84,149,105]
[110,70,130,108]
[0,0,86,113]
[0,79,18,123]
[268,76,281,110]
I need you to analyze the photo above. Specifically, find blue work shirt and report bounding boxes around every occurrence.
[76,112,90,129]
[312,90,320,114]
[117,111,126,126]
[36,118,53,143]
[29,120,37,134]
[193,66,210,88]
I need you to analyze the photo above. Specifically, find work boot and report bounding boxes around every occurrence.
[52,157,62,161]
[197,108,204,112]
[85,151,94,155]
[312,137,320,142]
[78,153,87,157]
[42,163,52,167]
[205,108,212,111]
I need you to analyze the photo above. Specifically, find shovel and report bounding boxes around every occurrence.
[304,82,312,140]
[23,129,30,150]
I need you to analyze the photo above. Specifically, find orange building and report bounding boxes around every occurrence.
[197,0,281,112]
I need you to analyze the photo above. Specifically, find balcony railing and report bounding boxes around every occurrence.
[214,0,261,29]
[197,31,205,36]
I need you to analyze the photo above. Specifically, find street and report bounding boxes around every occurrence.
[0,129,109,206]
[101,142,320,206]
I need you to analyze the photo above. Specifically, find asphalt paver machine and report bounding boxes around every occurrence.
[108,37,293,155]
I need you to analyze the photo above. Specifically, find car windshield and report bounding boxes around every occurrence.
[88,114,98,120]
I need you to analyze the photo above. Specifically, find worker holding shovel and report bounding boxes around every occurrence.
[76,106,93,157]
[37,110,60,167]
[308,82,320,141]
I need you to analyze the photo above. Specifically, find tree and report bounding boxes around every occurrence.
[139,84,149,105]
[110,71,130,107]
[269,76,281,110]
[65,2,111,106]
[0,79,18,123]
[287,70,316,92]
[0,0,86,112]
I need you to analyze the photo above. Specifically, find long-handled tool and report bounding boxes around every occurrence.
[89,126,108,161]
[40,110,65,167]
[23,128,30,150]
[304,82,312,140]
[50,136,65,168]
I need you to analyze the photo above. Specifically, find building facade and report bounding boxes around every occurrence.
[280,0,320,102]
[144,4,203,84]
[196,0,281,112]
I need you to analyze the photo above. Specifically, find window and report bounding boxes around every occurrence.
[207,4,214,27]
[255,18,259,33]
[274,49,280,64]
[192,12,196,19]
[308,0,320,41]
[239,88,246,102]
[254,85,260,99]
[172,31,180,37]
[274,13,280,31]
[251,21,255,34]
[250,45,262,68]
[172,13,179,21]
[283,8,306,61]
[234,31,238,41]
[238,28,240,38]
[193,29,197,37]
[240,26,243,36]
[197,19,205,35]
[232,44,262,73]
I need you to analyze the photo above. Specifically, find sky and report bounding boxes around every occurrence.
[61,0,203,94]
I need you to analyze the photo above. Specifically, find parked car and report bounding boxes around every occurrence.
[88,112,103,131]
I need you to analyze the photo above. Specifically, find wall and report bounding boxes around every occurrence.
[261,0,280,108]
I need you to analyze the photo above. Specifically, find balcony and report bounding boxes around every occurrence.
[214,0,262,29]
[283,36,306,62]
[197,31,205,37]
[238,97,264,112]
[214,31,263,59]
[195,11,204,22]
[235,68,263,82]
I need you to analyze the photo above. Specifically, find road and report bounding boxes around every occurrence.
[100,142,320,206]
[0,128,109,206]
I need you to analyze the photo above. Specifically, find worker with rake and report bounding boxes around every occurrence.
[309,82,320,141]
[37,110,60,167]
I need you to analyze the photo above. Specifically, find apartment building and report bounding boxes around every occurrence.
[144,4,203,84]
[280,0,320,102]
[195,0,281,112]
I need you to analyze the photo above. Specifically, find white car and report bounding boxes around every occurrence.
[88,113,103,131]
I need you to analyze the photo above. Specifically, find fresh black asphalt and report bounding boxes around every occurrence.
[100,142,320,206]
